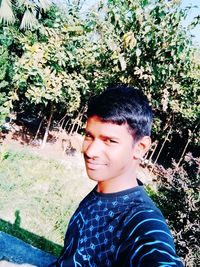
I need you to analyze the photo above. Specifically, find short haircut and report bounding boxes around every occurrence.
[87,86,153,141]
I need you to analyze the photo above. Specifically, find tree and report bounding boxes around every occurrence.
[1,0,199,153]
[83,0,199,163]
[0,0,52,29]
[2,4,91,145]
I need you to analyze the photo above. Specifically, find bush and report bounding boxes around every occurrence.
[147,154,199,266]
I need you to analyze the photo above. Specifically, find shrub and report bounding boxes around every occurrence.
[147,154,199,266]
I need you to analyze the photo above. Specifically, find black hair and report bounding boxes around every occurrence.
[87,86,153,141]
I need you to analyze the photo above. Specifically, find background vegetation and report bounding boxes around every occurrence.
[0,0,199,159]
[0,0,199,266]
[146,154,199,266]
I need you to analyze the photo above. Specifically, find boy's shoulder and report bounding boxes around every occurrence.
[77,185,160,216]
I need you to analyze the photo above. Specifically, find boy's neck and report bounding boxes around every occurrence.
[96,174,138,194]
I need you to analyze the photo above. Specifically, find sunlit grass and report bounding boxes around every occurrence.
[0,144,94,255]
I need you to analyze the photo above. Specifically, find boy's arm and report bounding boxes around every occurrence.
[116,209,184,267]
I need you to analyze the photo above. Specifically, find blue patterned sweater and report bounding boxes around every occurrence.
[54,186,183,267]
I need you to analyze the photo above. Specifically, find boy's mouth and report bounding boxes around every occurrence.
[84,159,107,170]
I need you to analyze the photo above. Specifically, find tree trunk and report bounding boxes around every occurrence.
[69,107,85,135]
[33,117,44,141]
[64,119,70,132]
[151,126,172,173]
[58,112,68,130]
[69,119,77,135]
[177,138,191,168]
[75,113,84,133]
[148,141,159,161]
[41,109,54,149]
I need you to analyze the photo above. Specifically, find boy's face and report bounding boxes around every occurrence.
[82,116,150,193]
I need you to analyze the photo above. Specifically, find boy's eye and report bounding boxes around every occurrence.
[110,139,117,143]
[85,132,93,139]
[105,139,118,144]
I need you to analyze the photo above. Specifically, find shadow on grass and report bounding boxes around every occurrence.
[0,210,62,257]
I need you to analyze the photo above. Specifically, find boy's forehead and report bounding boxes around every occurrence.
[86,116,132,137]
[86,115,120,127]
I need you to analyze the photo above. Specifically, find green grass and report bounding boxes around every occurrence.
[0,144,94,256]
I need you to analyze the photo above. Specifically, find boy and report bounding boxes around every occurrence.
[54,86,183,266]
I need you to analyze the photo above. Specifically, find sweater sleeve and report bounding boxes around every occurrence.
[116,209,184,267]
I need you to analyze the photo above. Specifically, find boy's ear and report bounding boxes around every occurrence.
[133,136,151,160]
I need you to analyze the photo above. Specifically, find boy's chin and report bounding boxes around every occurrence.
[87,172,107,182]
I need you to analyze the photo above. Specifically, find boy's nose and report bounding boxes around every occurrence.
[84,140,102,159]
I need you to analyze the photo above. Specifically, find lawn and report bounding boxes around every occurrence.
[0,143,94,256]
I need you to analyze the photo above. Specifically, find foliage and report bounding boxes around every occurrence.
[2,5,92,125]
[0,0,52,29]
[89,0,199,140]
[147,154,200,266]
[0,92,9,129]
[0,44,10,127]
[0,0,199,152]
